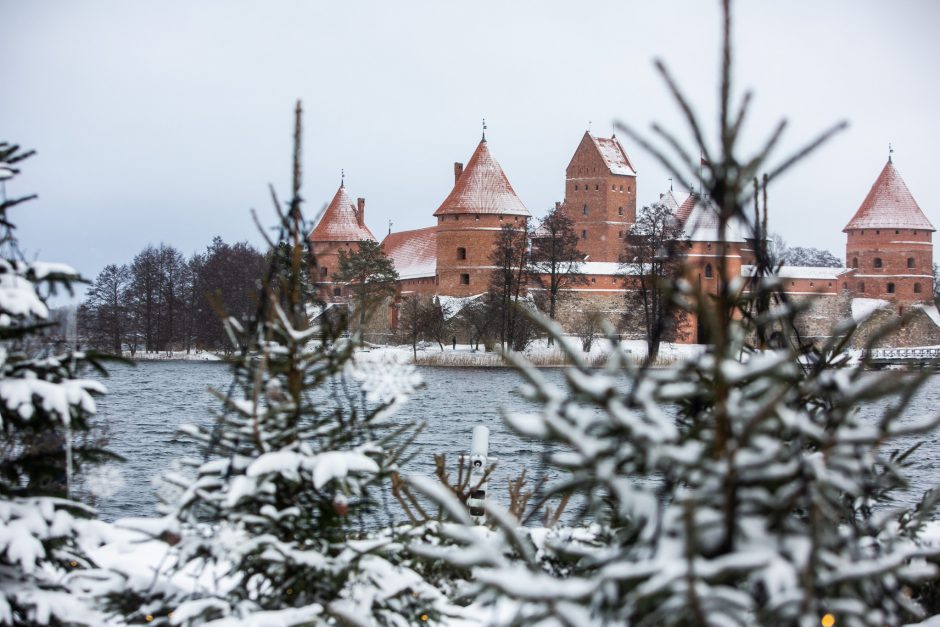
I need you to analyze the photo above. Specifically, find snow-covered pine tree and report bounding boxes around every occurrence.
[117,104,448,625]
[0,142,115,624]
[406,2,940,625]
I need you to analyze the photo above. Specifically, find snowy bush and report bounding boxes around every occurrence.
[0,142,116,625]
[107,105,454,626]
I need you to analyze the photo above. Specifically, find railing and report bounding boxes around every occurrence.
[866,347,940,362]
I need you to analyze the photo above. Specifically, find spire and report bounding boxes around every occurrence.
[888,142,894,164]
[482,117,487,142]
[843,160,934,232]
[433,140,529,217]
[309,184,377,242]
[340,168,345,188]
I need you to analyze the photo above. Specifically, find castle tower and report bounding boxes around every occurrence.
[308,182,376,301]
[562,132,637,262]
[843,159,934,303]
[433,138,530,297]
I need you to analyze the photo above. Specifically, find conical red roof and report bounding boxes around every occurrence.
[309,184,376,242]
[843,161,934,232]
[433,140,529,217]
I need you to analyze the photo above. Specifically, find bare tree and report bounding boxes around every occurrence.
[573,304,605,352]
[424,296,453,352]
[488,223,529,351]
[621,202,687,363]
[398,294,426,359]
[82,263,131,352]
[529,206,584,345]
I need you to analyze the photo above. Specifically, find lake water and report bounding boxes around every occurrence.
[88,360,940,522]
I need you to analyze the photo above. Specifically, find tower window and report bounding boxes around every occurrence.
[876,230,880,235]
[457,247,466,260]
[873,258,883,269]
[859,282,865,293]
[460,274,470,285]
[581,230,587,239]
[705,264,713,278]
[896,230,900,234]
[591,277,596,283]
[618,231,623,238]
[914,283,923,294]
[628,186,631,192]
[852,257,858,268]
[619,185,623,191]
[333,287,342,297]
[618,206,624,216]
[475,214,480,221]
[595,184,599,190]
[575,184,579,191]
[908,257,915,268]
[583,205,589,215]
[886,282,895,294]
[612,184,616,190]
[320,266,328,278]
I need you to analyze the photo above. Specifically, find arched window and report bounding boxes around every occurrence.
[619,185,623,191]
[908,257,915,268]
[581,230,587,239]
[583,205,589,216]
[914,283,922,294]
[618,206,624,216]
[886,282,895,294]
[873,257,883,269]
[704,264,713,278]
[320,266,328,278]
[852,257,858,268]
[457,247,466,260]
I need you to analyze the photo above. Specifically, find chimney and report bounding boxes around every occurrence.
[356,198,365,227]
[454,162,464,185]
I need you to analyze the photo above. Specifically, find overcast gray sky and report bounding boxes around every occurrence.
[3,0,939,294]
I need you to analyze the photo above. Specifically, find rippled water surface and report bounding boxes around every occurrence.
[90,361,940,522]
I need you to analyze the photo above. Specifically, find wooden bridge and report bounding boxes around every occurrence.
[865,347,940,369]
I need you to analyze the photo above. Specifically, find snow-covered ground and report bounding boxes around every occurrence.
[123,350,222,362]
[356,337,706,368]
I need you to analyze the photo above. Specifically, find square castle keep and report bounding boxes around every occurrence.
[309,131,938,347]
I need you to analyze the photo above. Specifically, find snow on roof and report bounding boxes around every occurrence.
[914,303,940,328]
[657,190,691,215]
[590,134,637,176]
[381,226,437,279]
[682,196,748,243]
[581,261,623,275]
[676,193,698,225]
[434,140,529,217]
[851,297,890,322]
[742,265,851,280]
[843,161,934,232]
[309,185,377,243]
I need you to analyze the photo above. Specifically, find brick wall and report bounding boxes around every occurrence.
[845,227,933,302]
[435,213,527,296]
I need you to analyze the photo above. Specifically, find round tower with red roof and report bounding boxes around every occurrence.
[308,182,377,302]
[844,158,934,303]
[433,138,530,297]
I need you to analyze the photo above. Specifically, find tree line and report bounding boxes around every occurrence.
[78,237,266,353]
